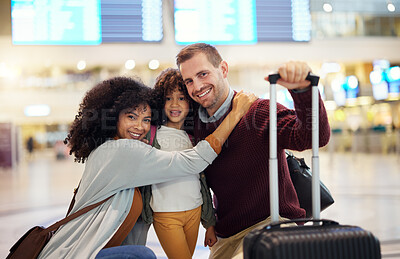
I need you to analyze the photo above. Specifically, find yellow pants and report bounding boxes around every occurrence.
[153,206,201,259]
[209,216,294,259]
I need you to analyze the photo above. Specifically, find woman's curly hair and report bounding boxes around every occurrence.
[152,68,197,132]
[64,76,154,163]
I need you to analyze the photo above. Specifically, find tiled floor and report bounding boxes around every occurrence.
[1,149,399,258]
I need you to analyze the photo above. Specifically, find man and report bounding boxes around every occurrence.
[176,43,331,259]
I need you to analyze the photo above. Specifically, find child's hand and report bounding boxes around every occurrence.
[204,226,217,247]
[231,90,258,118]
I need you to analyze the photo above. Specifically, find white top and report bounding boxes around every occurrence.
[150,126,203,212]
[38,138,216,259]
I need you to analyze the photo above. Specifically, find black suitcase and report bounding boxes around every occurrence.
[243,74,381,259]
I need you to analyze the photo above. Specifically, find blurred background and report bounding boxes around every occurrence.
[0,0,399,258]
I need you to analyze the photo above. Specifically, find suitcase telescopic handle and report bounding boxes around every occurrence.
[268,72,321,223]
[268,73,320,86]
[266,219,339,230]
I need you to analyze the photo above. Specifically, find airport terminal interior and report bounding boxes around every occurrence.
[0,0,400,258]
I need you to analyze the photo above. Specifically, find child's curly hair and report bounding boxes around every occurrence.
[64,76,154,163]
[152,68,197,132]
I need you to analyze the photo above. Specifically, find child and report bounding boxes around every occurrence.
[142,68,217,258]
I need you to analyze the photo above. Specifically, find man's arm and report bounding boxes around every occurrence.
[262,61,330,150]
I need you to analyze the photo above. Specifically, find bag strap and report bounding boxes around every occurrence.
[188,133,195,146]
[44,194,113,234]
[149,125,157,145]
[66,181,81,216]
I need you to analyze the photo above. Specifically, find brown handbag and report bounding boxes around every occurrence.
[6,188,112,259]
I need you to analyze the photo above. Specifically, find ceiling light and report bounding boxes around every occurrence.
[347,75,358,89]
[125,60,136,70]
[323,3,333,13]
[24,104,51,117]
[387,3,396,12]
[148,59,160,70]
[77,60,86,71]
[370,70,383,85]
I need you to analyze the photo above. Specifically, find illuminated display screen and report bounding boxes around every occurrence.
[11,0,163,45]
[101,0,162,42]
[370,70,389,101]
[256,0,311,42]
[174,0,257,45]
[174,0,311,45]
[385,66,400,96]
[372,82,389,101]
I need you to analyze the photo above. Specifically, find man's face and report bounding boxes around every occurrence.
[179,53,229,116]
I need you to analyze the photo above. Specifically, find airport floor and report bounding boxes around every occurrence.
[0,149,399,258]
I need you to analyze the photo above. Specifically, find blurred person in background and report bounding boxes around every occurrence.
[26,136,34,159]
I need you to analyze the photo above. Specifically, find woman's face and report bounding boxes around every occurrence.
[115,104,152,141]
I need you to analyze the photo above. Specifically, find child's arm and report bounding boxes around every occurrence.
[204,226,217,247]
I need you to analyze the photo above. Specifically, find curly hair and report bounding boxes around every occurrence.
[152,68,197,132]
[64,76,154,163]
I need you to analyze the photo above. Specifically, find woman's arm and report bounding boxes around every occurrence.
[205,91,257,154]
[85,92,257,193]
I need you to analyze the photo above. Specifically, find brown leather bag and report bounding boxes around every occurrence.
[6,190,112,259]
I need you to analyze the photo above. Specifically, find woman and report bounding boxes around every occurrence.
[38,76,256,258]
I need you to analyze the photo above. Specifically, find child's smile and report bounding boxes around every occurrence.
[164,89,190,129]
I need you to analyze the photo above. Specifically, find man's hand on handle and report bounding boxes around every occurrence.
[265,61,312,90]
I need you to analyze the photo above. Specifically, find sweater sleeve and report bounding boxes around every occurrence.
[252,88,330,151]
[286,87,331,150]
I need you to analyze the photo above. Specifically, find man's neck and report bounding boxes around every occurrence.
[206,89,230,117]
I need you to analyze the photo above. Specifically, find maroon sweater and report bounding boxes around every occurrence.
[194,89,331,237]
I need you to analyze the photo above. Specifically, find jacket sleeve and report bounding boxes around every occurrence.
[140,185,153,224]
[140,128,158,224]
[199,172,216,229]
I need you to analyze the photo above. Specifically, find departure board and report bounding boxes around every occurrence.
[174,0,257,45]
[174,0,311,45]
[11,0,102,45]
[101,0,162,42]
[11,0,163,45]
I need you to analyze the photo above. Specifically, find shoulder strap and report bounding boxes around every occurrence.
[44,195,113,234]
[188,134,195,146]
[66,181,81,216]
[149,125,157,145]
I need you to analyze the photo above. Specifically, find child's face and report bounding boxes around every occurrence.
[164,88,190,128]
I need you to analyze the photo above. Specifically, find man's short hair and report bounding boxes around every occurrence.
[176,43,223,69]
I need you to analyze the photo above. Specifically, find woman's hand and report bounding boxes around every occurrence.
[231,90,258,119]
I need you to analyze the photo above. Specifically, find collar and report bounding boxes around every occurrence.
[198,88,234,123]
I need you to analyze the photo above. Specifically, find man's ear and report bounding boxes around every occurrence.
[220,60,228,78]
